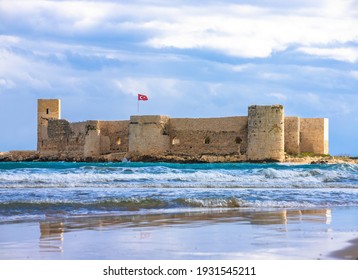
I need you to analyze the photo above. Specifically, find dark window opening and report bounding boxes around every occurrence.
[204,136,211,144]
[235,137,242,144]
[46,108,50,114]
[162,126,169,135]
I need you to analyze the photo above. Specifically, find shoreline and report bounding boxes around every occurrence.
[1,150,357,164]
[0,206,357,260]
[330,238,358,260]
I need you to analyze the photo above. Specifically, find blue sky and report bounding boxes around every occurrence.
[1,0,358,155]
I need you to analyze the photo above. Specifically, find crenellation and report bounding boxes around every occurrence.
[36,99,328,162]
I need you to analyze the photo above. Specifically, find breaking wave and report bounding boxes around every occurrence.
[1,162,358,223]
[0,162,357,188]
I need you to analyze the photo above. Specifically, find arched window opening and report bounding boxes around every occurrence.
[204,136,211,144]
[116,137,121,145]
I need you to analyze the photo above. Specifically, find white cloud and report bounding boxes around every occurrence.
[142,2,358,58]
[1,1,358,59]
[298,47,358,63]
[0,1,117,32]
[0,35,20,44]
[0,78,14,90]
[231,64,253,72]
[114,77,182,98]
[114,78,151,97]
[259,72,290,81]
[0,48,52,90]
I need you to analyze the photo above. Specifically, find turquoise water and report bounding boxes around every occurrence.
[1,162,358,223]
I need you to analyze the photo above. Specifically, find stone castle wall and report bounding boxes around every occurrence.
[129,115,170,155]
[247,105,285,162]
[37,99,61,151]
[40,119,130,159]
[169,117,248,157]
[37,100,329,162]
[98,121,130,154]
[41,119,95,157]
[284,116,300,155]
[300,118,329,155]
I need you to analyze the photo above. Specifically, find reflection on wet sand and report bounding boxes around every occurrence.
[246,209,332,225]
[39,208,332,252]
[39,221,64,253]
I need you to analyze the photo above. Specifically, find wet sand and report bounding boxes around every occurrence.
[0,206,357,260]
[331,238,358,260]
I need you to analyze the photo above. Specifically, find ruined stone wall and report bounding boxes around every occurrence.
[300,118,329,155]
[69,121,91,155]
[129,115,170,155]
[45,119,76,155]
[98,121,130,154]
[168,117,248,156]
[40,120,130,158]
[247,105,284,161]
[41,119,98,157]
[284,116,300,154]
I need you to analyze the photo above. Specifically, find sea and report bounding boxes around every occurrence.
[1,161,358,223]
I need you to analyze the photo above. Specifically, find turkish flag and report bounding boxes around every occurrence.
[138,94,148,101]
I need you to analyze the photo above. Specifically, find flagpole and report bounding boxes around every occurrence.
[137,93,148,115]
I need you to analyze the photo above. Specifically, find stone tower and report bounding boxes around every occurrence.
[247,105,284,162]
[37,99,61,151]
[128,115,170,155]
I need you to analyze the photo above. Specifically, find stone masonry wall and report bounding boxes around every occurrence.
[284,116,300,155]
[41,120,130,158]
[300,118,329,155]
[247,105,284,161]
[37,99,61,151]
[98,121,130,154]
[41,119,98,157]
[129,115,170,155]
[324,118,329,154]
[168,117,248,156]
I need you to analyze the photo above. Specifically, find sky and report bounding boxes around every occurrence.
[0,0,358,155]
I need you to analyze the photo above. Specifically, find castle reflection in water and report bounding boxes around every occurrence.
[39,208,332,253]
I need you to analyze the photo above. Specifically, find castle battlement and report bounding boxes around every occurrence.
[37,99,328,162]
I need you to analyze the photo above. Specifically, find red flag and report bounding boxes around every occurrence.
[138,94,148,101]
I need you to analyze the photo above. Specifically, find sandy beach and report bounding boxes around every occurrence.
[1,206,357,260]
[331,238,358,260]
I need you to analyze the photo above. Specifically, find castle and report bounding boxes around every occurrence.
[37,99,329,162]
